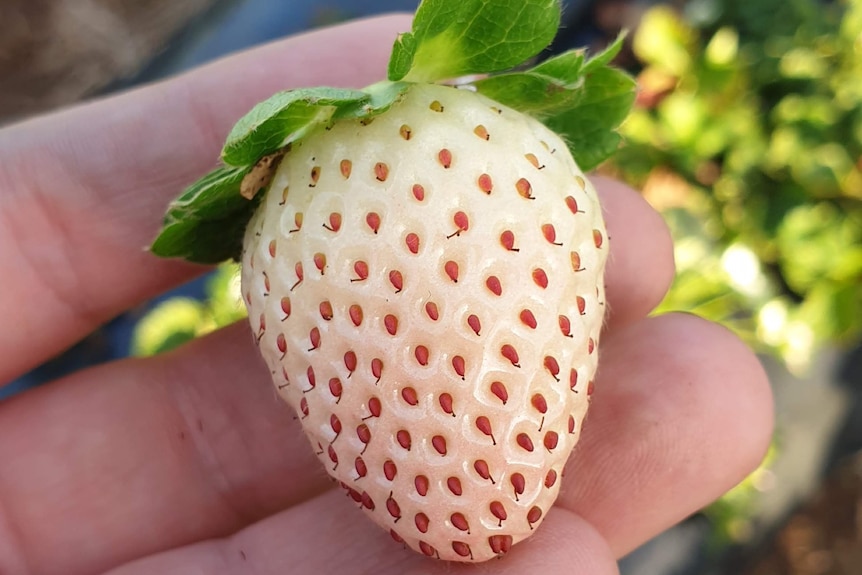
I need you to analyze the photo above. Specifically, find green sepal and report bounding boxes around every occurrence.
[474,35,636,171]
[388,0,561,83]
[544,66,637,172]
[221,87,368,166]
[151,165,260,264]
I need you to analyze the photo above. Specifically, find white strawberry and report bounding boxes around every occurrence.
[152,0,634,563]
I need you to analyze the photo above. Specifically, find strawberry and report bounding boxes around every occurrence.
[152,0,635,563]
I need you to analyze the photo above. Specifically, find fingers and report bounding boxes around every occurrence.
[0,323,324,575]
[595,175,674,330]
[103,491,619,575]
[557,313,774,556]
[0,14,414,383]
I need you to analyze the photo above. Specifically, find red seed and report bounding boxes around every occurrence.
[291,212,303,232]
[389,270,403,292]
[452,542,471,558]
[390,530,404,544]
[344,484,362,503]
[467,314,481,335]
[366,212,381,233]
[453,211,469,233]
[486,276,502,296]
[328,378,342,401]
[527,506,543,525]
[280,297,291,319]
[349,304,363,326]
[325,213,342,232]
[306,366,316,390]
[327,445,338,465]
[309,327,320,350]
[263,272,270,294]
[520,309,537,329]
[569,415,576,434]
[438,149,452,168]
[594,229,604,248]
[425,302,439,321]
[561,316,577,340]
[367,396,382,417]
[353,261,369,281]
[445,260,459,283]
[415,345,430,366]
[371,358,383,382]
[490,501,508,522]
[545,469,558,488]
[544,431,559,451]
[490,381,508,404]
[319,301,333,320]
[355,457,367,478]
[531,394,548,414]
[344,351,357,375]
[412,184,425,201]
[268,240,277,257]
[516,178,533,199]
[474,125,490,140]
[313,253,326,273]
[357,424,371,444]
[501,344,520,367]
[588,380,595,396]
[500,230,517,251]
[478,173,493,194]
[374,162,389,181]
[406,233,420,254]
[276,334,287,355]
[386,493,401,519]
[401,387,418,406]
[439,393,455,416]
[588,338,596,354]
[360,491,374,510]
[415,513,430,533]
[489,534,513,554]
[544,356,560,380]
[451,513,469,531]
[565,195,580,213]
[419,541,435,557]
[415,475,429,496]
[532,268,548,289]
[300,397,309,417]
[511,473,525,499]
[384,460,398,481]
[397,430,411,450]
[577,296,587,315]
[432,435,447,455]
[330,414,341,436]
[340,159,352,178]
[452,356,466,379]
[571,251,584,272]
[570,369,579,391]
[544,224,562,246]
[292,262,303,289]
[384,314,398,335]
[476,416,495,444]
[447,476,463,496]
[474,459,492,482]
[517,433,534,452]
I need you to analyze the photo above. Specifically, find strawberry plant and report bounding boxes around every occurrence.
[608,0,862,373]
[150,0,634,562]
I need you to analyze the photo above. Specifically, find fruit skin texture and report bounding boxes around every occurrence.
[241,83,608,562]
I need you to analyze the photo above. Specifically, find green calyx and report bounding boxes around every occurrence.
[151,0,636,265]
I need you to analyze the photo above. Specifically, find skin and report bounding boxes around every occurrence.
[0,14,773,575]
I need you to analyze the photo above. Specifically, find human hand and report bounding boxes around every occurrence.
[0,15,773,575]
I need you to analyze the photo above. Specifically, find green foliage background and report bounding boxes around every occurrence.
[607,0,862,374]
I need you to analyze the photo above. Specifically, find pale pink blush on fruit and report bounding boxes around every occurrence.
[241,83,608,562]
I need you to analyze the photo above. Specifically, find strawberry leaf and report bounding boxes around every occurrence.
[473,72,580,116]
[389,0,561,83]
[544,66,637,172]
[151,165,258,263]
[221,87,368,166]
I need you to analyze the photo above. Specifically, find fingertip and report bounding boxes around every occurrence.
[592,175,675,330]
